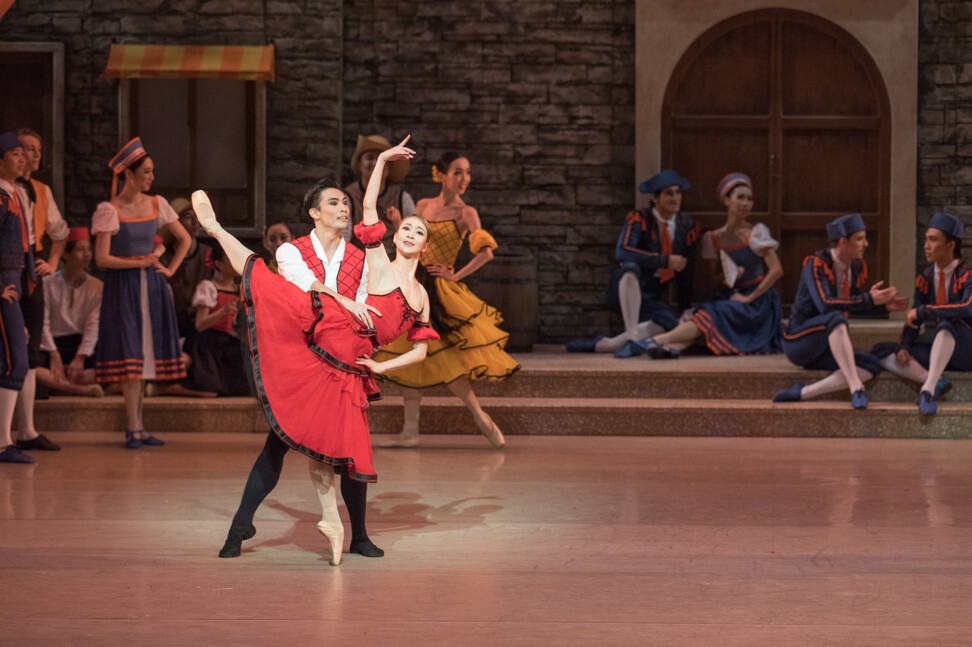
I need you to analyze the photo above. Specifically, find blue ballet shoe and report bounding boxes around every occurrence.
[644,339,680,360]
[614,339,646,358]
[850,389,869,410]
[918,390,937,417]
[566,335,605,353]
[934,377,952,399]
[124,431,142,450]
[140,434,165,447]
[772,383,803,403]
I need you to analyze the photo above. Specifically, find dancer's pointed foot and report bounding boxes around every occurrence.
[218,523,257,558]
[918,390,937,417]
[773,383,804,403]
[349,537,384,558]
[191,190,220,235]
[474,411,506,448]
[851,388,869,410]
[934,377,952,399]
[317,519,345,566]
[565,335,605,353]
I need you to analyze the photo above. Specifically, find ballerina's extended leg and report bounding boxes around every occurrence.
[191,190,257,276]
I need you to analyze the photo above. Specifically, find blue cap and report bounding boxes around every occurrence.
[826,213,867,242]
[928,211,964,239]
[638,169,690,195]
[0,132,22,156]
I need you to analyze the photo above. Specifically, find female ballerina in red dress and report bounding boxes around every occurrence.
[194,137,437,565]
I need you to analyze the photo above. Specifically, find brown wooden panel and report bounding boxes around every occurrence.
[674,21,771,116]
[781,21,878,116]
[781,130,879,213]
[670,128,770,213]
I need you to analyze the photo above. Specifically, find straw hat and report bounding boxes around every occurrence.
[169,197,193,216]
[350,134,410,183]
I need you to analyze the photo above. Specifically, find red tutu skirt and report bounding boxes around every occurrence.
[242,257,381,482]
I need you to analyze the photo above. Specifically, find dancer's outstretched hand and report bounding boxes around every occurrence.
[379,135,415,163]
[191,190,220,235]
[355,356,385,374]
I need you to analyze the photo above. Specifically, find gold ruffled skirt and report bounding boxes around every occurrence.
[374,277,520,387]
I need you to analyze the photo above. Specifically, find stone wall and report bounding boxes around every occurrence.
[918,1,972,257]
[0,0,342,233]
[3,0,972,341]
[343,0,636,341]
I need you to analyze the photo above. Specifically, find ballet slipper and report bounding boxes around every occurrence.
[374,422,419,448]
[474,411,506,449]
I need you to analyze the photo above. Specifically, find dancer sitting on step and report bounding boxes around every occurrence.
[775,213,908,409]
[566,169,700,358]
[202,136,438,566]
[873,212,969,416]
[625,173,783,360]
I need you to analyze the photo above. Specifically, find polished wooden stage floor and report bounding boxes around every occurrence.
[2,432,971,646]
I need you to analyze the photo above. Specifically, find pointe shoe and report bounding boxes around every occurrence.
[474,412,506,449]
[317,519,345,566]
[191,190,220,235]
[218,523,257,558]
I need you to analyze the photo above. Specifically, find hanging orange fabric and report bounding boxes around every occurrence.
[659,221,674,283]
[937,269,948,304]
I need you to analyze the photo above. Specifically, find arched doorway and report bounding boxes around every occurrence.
[661,9,891,305]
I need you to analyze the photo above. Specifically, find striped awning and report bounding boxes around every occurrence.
[1,1,16,19]
[105,44,275,82]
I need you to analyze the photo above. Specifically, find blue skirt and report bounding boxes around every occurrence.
[95,267,186,382]
[691,288,782,355]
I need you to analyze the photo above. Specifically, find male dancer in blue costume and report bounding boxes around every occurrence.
[775,213,908,409]
[567,169,700,358]
[875,212,968,416]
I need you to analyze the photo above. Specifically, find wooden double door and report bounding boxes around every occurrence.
[662,9,891,305]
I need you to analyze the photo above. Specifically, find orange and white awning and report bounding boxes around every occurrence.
[105,44,275,82]
[1,1,16,19]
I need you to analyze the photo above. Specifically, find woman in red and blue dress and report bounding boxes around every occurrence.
[200,137,438,566]
[92,138,192,448]
[636,173,783,358]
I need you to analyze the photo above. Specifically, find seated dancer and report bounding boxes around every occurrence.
[201,136,438,566]
[567,169,700,357]
[775,213,908,409]
[874,212,967,416]
[631,173,783,359]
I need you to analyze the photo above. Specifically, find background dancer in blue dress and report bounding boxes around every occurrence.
[874,212,969,416]
[633,173,783,359]
[566,169,700,357]
[92,138,192,447]
[775,213,908,409]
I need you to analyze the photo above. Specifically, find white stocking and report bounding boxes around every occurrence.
[617,272,641,339]
[16,369,37,440]
[827,325,863,393]
[191,192,256,275]
[800,369,874,400]
[879,354,928,384]
[922,329,956,394]
[0,388,17,448]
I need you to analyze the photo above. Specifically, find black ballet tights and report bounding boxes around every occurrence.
[230,432,289,529]
[339,467,369,541]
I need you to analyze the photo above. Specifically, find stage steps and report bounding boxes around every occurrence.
[29,342,972,439]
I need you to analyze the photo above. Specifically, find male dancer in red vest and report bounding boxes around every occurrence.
[274,177,384,558]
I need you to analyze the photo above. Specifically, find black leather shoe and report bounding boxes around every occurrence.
[17,434,61,451]
[218,524,257,558]
[349,538,384,558]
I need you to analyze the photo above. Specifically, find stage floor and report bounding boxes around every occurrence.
[2,432,972,645]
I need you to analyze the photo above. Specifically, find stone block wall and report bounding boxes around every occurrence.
[343,0,636,340]
[918,1,972,257]
[0,0,342,233]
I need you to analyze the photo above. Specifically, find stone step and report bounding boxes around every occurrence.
[29,394,972,439]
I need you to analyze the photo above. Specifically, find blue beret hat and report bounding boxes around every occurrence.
[0,132,22,156]
[638,169,690,195]
[928,211,964,239]
[826,213,867,242]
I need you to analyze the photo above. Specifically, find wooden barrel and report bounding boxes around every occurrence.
[465,247,538,352]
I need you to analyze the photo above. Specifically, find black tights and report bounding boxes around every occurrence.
[229,432,371,541]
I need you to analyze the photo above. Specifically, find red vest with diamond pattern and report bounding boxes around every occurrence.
[290,234,365,300]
